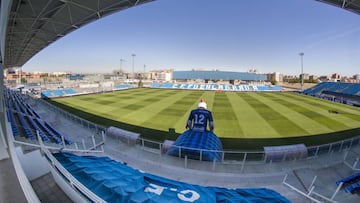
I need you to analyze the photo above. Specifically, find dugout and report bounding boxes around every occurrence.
[264,144,307,162]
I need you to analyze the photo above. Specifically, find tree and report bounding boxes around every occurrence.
[138,80,143,88]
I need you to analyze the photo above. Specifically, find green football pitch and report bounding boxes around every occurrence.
[52,88,360,149]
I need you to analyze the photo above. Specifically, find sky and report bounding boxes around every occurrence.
[22,0,360,76]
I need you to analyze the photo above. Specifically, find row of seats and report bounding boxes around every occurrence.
[303,82,360,96]
[10,90,40,119]
[7,110,19,136]
[4,93,20,136]
[44,122,72,145]
[53,152,290,202]
[336,172,360,193]
[15,109,35,140]
[114,84,130,89]
[25,115,50,143]
[6,89,73,145]
[41,88,77,98]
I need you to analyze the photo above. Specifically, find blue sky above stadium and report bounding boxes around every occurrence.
[22,0,360,76]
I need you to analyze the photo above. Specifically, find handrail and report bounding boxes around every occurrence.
[42,146,105,202]
[5,122,41,203]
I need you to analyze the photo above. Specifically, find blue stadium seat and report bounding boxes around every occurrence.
[34,119,62,144]
[64,88,76,94]
[167,130,223,161]
[53,90,64,96]
[304,82,360,97]
[345,181,360,193]
[44,122,72,144]
[342,84,360,95]
[53,152,290,203]
[16,113,35,140]
[336,172,360,185]
[115,84,130,89]
[7,110,19,136]
[150,83,161,88]
[25,116,50,142]
[41,90,53,98]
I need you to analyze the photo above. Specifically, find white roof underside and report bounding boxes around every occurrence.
[3,0,153,68]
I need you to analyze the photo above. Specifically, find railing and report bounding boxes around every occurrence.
[137,136,360,162]
[39,136,105,203]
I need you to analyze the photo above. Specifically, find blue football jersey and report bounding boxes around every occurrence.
[186,108,214,132]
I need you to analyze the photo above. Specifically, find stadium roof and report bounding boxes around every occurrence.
[1,0,360,69]
[173,71,267,81]
[316,0,360,15]
[1,0,153,68]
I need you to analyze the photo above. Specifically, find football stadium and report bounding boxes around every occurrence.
[1,1,360,203]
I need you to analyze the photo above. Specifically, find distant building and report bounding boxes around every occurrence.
[300,73,310,80]
[354,74,360,81]
[267,72,283,82]
[331,73,341,80]
[148,70,173,81]
[318,75,331,82]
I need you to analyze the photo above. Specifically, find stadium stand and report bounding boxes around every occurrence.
[6,89,73,145]
[25,116,50,143]
[303,82,360,107]
[44,122,72,145]
[151,83,282,92]
[64,88,76,95]
[115,84,130,89]
[303,82,360,96]
[53,152,290,202]
[53,90,64,97]
[41,88,77,98]
[41,90,53,98]
[7,110,19,136]
[33,119,61,144]
[16,112,35,140]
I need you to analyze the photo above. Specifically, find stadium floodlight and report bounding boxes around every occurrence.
[120,58,126,70]
[299,52,304,92]
[132,54,136,79]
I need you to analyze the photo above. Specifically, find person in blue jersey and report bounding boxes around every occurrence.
[186,99,214,132]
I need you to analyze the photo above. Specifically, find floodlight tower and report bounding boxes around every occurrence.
[131,54,136,79]
[120,59,125,70]
[143,64,146,80]
[299,52,304,92]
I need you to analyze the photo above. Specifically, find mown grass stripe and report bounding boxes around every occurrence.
[212,92,243,137]
[281,93,360,120]
[226,92,279,138]
[261,93,339,132]
[278,93,360,128]
[112,89,179,116]
[241,93,308,137]
[141,90,204,131]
